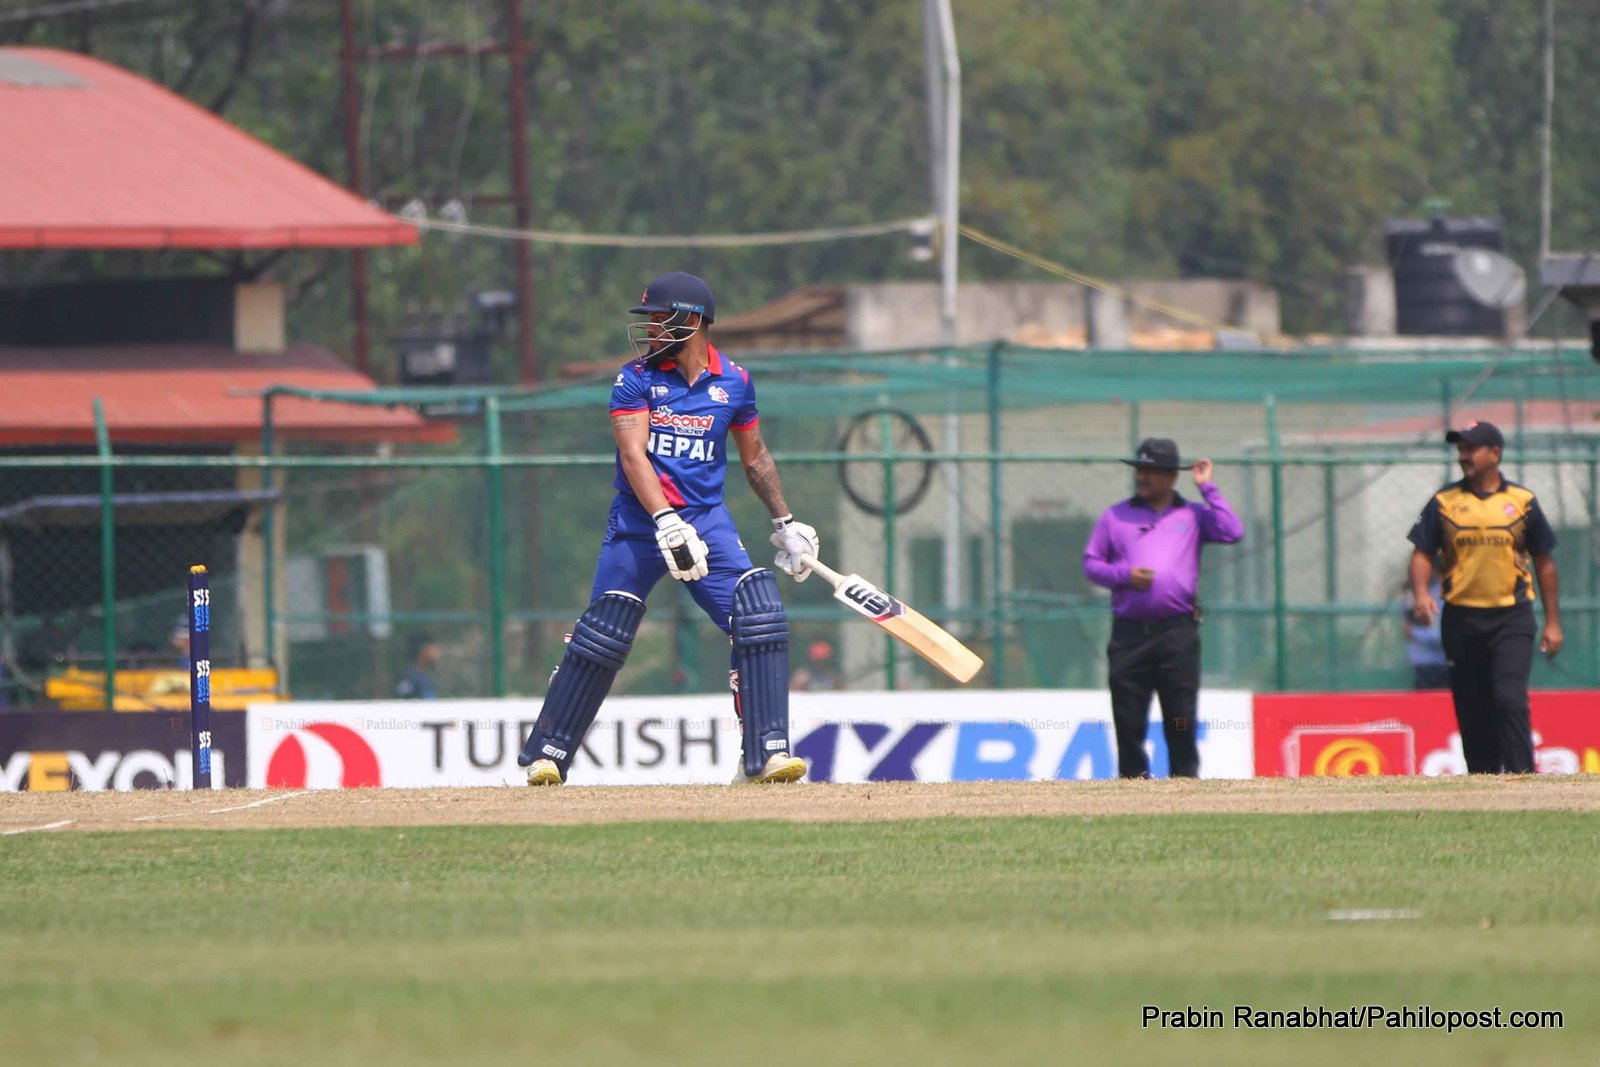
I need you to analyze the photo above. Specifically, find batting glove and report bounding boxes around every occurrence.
[769,515,820,582]
[653,508,710,581]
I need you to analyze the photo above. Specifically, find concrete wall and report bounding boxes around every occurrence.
[1344,267,1397,337]
[843,280,1280,349]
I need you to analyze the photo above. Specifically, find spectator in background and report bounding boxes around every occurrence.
[169,613,191,668]
[396,634,440,699]
[791,639,842,691]
[17,614,75,677]
[1402,574,1448,690]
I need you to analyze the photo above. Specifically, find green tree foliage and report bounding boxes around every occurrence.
[5,0,1598,353]
[1120,0,1467,327]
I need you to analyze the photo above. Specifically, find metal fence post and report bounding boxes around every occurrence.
[672,594,695,692]
[1514,378,1527,484]
[987,342,1005,685]
[880,409,898,689]
[93,399,116,710]
[1590,446,1598,683]
[262,392,278,681]
[1266,396,1288,689]
[485,396,507,697]
[1323,453,1338,688]
[1439,378,1452,484]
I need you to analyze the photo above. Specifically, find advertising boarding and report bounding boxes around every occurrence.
[0,711,245,790]
[246,690,1257,788]
[1253,691,1600,776]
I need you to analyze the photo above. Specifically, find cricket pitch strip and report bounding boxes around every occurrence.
[4,775,1598,833]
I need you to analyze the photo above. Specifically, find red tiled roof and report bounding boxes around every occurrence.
[0,345,453,446]
[0,48,415,249]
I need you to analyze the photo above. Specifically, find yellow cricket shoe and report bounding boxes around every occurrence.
[525,759,563,786]
[733,752,806,784]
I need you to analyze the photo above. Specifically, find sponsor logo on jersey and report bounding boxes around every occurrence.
[709,385,730,404]
[651,384,670,398]
[647,433,717,462]
[615,373,626,386]
[650,406,715,436]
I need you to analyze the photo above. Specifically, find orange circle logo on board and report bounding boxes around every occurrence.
[1312,737,1385,777]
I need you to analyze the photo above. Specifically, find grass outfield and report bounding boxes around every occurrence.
[2,812,1597,1066]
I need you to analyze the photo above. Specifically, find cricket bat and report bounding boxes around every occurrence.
[797,552,984,684]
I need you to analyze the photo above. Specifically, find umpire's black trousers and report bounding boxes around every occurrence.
[1440,603,1537,774]
[1107,615,1201,778]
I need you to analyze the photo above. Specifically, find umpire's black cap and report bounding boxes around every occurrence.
[1121,437,1184,470]
[1445,421,1505,449]
[630,272,715,323]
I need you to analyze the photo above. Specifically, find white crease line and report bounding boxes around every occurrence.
[1,819,76,836]
[1327,908,1422,922]
[207,792,302,815]
[132,792,304,823]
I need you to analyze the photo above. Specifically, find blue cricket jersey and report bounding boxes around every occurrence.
[608,344,759,515]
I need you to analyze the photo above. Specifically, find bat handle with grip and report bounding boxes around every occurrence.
[665,531,695,573]
[795,551,844,587]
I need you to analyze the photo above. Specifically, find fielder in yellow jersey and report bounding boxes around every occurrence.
[1408,421,1561,774]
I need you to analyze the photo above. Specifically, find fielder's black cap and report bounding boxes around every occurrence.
[1445,421,1505,449]
[630,271,715,323]
[1121,437,1184,470]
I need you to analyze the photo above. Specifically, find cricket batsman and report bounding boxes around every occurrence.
[517,272,818,785]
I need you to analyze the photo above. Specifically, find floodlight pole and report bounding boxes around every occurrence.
[1539,0,1555,263]
[339,0,371,375]
[931,0,961,345]
[926,0,965,638]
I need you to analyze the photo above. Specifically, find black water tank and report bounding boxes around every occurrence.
[1385,217,1506,336]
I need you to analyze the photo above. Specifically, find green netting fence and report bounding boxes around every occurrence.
[3,343,1598,706]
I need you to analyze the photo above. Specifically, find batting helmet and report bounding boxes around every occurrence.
[627,272,715,361]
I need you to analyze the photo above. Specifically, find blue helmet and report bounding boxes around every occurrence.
[628,272,715,361]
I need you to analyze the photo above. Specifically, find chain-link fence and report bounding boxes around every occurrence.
[4,343,1598,707]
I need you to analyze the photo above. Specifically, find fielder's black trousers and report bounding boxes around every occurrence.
[1107,615,1201,778]
[1440,603,1537,774]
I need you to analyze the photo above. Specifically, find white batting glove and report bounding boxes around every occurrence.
[653,508,709,581]
[769,515,820,582]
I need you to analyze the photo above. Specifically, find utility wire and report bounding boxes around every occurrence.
[957,224,1232,332]
[0,0,155,23]
[397,1,432,181]
[358,0,380,176]
[405,214,935,248]
[445,0,484,196]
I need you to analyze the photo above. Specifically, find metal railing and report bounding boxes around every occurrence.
[3,344,1597,705]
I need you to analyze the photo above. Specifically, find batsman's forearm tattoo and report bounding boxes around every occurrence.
[744,446,789,517]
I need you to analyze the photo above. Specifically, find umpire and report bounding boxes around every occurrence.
[1408,421,1563,774]
[1083,438,1244,778]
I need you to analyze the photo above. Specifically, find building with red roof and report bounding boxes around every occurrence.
[0,47,413,250]
[0,46,430,446]
[0,47,439,693]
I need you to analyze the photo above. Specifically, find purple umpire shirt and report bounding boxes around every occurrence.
[1082,483,1245,620]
